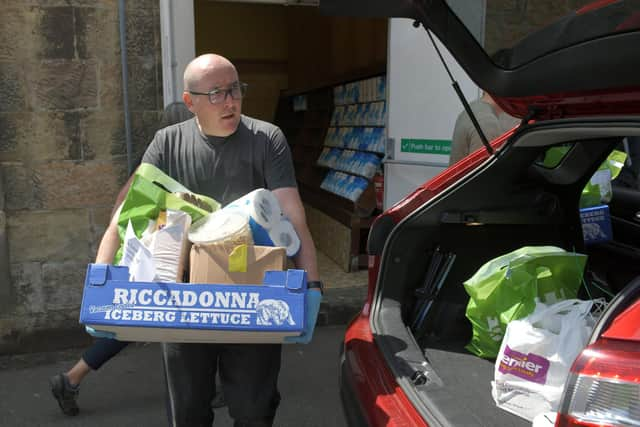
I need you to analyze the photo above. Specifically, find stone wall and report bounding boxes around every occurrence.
[0,0,163,353]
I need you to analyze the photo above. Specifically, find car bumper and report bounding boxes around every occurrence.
[340,312,428,427]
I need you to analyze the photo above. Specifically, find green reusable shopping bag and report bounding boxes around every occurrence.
[463,246,587,359]
[542,147,627,208]
[540,145,571,168]
[580,150,627,208]
[113,163,221,264]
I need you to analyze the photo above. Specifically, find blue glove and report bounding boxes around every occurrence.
[285,289,322,344]
[85,326,117,339]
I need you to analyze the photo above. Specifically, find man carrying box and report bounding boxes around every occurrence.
[89,53,322,427]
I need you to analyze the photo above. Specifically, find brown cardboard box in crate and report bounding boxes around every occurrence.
[190,243,286,285]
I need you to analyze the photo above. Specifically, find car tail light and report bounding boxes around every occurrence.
[555,338,640,427]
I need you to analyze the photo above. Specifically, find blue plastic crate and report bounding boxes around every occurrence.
[580,205,613,245]
[80,264,307,343]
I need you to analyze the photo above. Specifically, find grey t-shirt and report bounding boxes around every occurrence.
[449,99,519,165]
[141,115,297,206]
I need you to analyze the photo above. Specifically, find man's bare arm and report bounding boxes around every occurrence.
[95,172,136,264]
[272,187,319,281]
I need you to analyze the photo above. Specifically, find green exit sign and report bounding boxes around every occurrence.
[401,139,451,155]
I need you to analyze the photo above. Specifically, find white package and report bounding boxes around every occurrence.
[491,299,595,421]
[188,209,252,245]
[120,221,156,282]
[151,210,192,282]
[225,189,283,231]
[119,210,191,283]
[268,218,300,257]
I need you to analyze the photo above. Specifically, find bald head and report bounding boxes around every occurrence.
[183,54,237,92]
[182,53,243,137]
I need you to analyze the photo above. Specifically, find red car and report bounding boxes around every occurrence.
[322,1,640,426]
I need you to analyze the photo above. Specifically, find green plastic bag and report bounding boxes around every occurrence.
[542,147,627,208]
[463,246,587,359]
[114,163,220,264]
[580,150,627,208]
[541,145,571,168]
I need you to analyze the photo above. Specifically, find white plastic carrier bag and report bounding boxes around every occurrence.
[491,299,598,421]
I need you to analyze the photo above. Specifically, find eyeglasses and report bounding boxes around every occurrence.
[188,82,248,105]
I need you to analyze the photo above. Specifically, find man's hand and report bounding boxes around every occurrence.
[284,289,322,344]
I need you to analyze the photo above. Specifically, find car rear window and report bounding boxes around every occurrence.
[446,0,640,69]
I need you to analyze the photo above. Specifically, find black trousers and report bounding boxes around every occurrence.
[82,338,129,370]
[162,342,282,427]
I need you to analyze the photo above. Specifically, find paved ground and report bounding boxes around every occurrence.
[0,325,350,427]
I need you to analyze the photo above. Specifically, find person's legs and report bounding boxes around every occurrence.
[49,373,80,416]
[49,338,129,416]
[211,371,226,409]
[64,358,91,387]
[80,338,129,372]
[162,342,218,427]
[219,343,282,427]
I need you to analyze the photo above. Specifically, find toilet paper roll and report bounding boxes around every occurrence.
[268,219,301,257]
[247,217,274,247]
[225,189,282,231]
[188,210,253,246]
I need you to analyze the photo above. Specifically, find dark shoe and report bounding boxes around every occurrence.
[49,373,79,416]
[211,390,226,409]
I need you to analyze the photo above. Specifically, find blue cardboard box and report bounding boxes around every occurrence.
[580,205,613,245]
[80,264,307,343]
